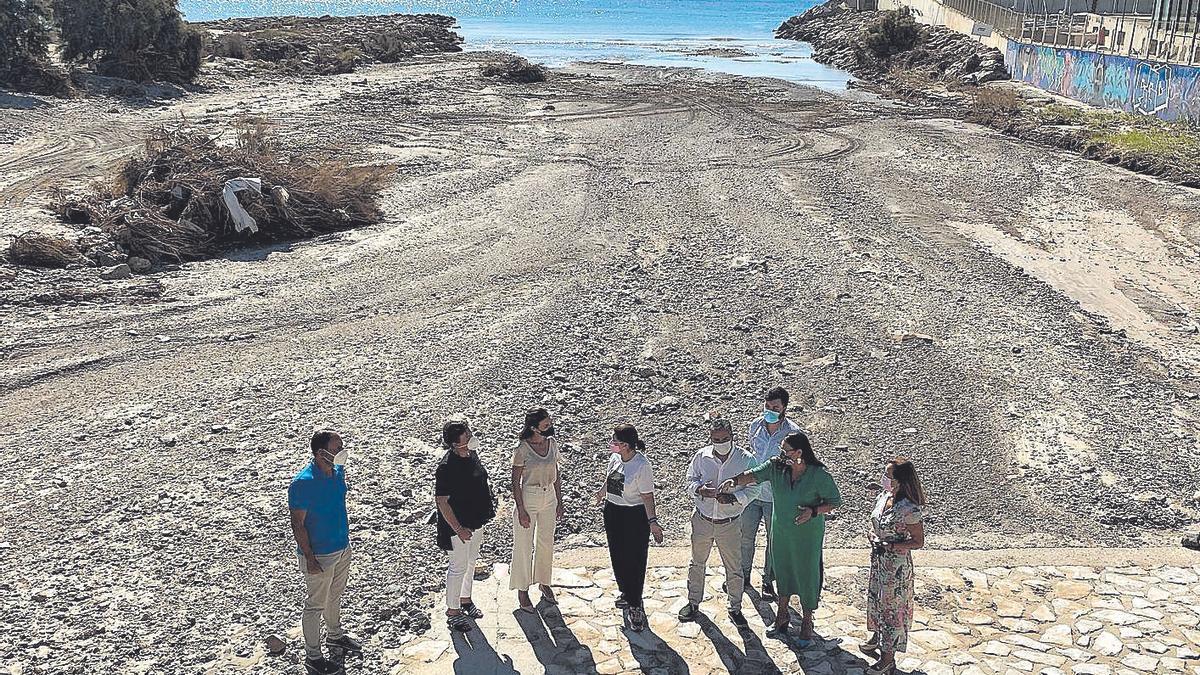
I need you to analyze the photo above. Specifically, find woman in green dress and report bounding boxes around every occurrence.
[722,431,841,644]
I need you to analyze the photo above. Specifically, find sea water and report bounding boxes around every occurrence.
[179,0,847,89]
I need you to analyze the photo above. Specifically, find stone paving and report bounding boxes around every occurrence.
[387,547,1200,675]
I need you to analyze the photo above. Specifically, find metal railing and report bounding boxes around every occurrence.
[934,0,1200,65]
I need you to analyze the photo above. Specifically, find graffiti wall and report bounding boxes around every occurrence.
[1006,42,1200,122]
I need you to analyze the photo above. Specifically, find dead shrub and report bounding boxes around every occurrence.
[973,87,1021,113]
[7,231,86,268]
[50,119,394,264]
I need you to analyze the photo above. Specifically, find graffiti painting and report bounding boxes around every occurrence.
[1007,40,1200,122]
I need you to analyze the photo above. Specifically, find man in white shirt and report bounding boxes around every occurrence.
[742,386,802,601]
[678,415,754,627]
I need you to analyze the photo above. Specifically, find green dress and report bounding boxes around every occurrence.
[750,460,843,609]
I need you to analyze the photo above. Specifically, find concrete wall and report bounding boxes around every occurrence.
[1006,41,1200,120]
[880,0,1012,51]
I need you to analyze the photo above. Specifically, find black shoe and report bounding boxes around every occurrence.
[616,594,630,609]
[305,657,343,675]
[327,635,362,653]
[677,603,699,622]
[1183,533,1200,551]
[730,610,748,628]
[628,606,646,632]
[760,583,776,601]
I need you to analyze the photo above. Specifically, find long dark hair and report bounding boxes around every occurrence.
[775,432,824,469]
[519,407,550,441]
[613,424,646,452]
[890,458,926,506]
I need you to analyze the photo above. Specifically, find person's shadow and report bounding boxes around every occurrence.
[623,622,689,674]
[695,614,784,675]
[448,629,519,675]
[513,604,598,673]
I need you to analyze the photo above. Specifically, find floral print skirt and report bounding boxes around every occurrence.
[867,547,915,652]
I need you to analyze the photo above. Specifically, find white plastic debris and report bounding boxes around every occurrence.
[222,177,263,233]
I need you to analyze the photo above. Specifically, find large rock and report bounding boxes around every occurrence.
[775,0,1009,88]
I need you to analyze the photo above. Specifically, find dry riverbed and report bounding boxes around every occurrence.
[2,50,1200,673]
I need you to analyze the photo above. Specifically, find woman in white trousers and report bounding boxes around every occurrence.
[510,408,565,612]
[435,418,496,632]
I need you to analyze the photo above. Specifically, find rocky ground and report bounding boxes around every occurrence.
[389,548,1200,675]
[2,44,1200,674]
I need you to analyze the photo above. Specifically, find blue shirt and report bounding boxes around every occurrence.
[747,417,802,503]
[288,462,349,555]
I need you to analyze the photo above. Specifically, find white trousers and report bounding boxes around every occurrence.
[510,484,557,590]
[446,527,484,610]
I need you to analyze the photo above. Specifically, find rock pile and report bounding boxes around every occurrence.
[776,0,1008,87]
[196,14,464,75]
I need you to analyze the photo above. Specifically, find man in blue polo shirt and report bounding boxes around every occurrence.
[289,429,361,675]
[742,386,803,601]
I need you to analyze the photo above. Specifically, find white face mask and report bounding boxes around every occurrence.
[323,449,347,466]
[466,436,481,452]
[712,441,732,455]
[880,468,893,493]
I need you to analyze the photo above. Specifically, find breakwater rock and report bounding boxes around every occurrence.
[776,0,1008,87]
[197,13,464,76]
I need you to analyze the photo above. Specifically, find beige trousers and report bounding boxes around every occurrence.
[298,547,351,659]
[510,484,558,590]
[687,510,744,612]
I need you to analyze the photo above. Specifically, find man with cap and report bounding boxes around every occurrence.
[678,413,755,627]
[289,429,362,674]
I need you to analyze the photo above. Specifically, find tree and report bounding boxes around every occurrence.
[52,0,204,83]
[0,0,72,94]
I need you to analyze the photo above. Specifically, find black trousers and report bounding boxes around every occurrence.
[604,501,650,608]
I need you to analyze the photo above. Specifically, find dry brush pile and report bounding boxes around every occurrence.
[8,121,395,271]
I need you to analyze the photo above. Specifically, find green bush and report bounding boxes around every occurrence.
[52,0,204,83]
[0,0,72,94]
[863,7,921,59]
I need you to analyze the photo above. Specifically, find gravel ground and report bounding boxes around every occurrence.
[1,51,1199,673]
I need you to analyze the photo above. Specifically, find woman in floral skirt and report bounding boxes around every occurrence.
[863,458,927,675]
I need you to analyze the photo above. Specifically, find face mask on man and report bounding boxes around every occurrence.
[323,448,348,466]
[467,436,481,452]
[712,440,732,455]
[609,442,622,454]
[762,408,781,424]
[540,426,555,437]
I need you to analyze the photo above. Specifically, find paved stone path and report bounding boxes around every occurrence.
[386,547,1200,675]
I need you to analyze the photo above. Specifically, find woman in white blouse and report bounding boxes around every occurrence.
[592,423,664,632]
[510,408,565,612]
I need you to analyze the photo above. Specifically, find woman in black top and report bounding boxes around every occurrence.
[435,419,496,632]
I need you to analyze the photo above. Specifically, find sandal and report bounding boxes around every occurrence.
[539,585,558,605]
[1183,533,1200,551]
[447,613,472,632]
[461,602,484,619]
[766,621,790,639]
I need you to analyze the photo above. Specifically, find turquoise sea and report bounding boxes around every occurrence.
[179,0,847,89]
